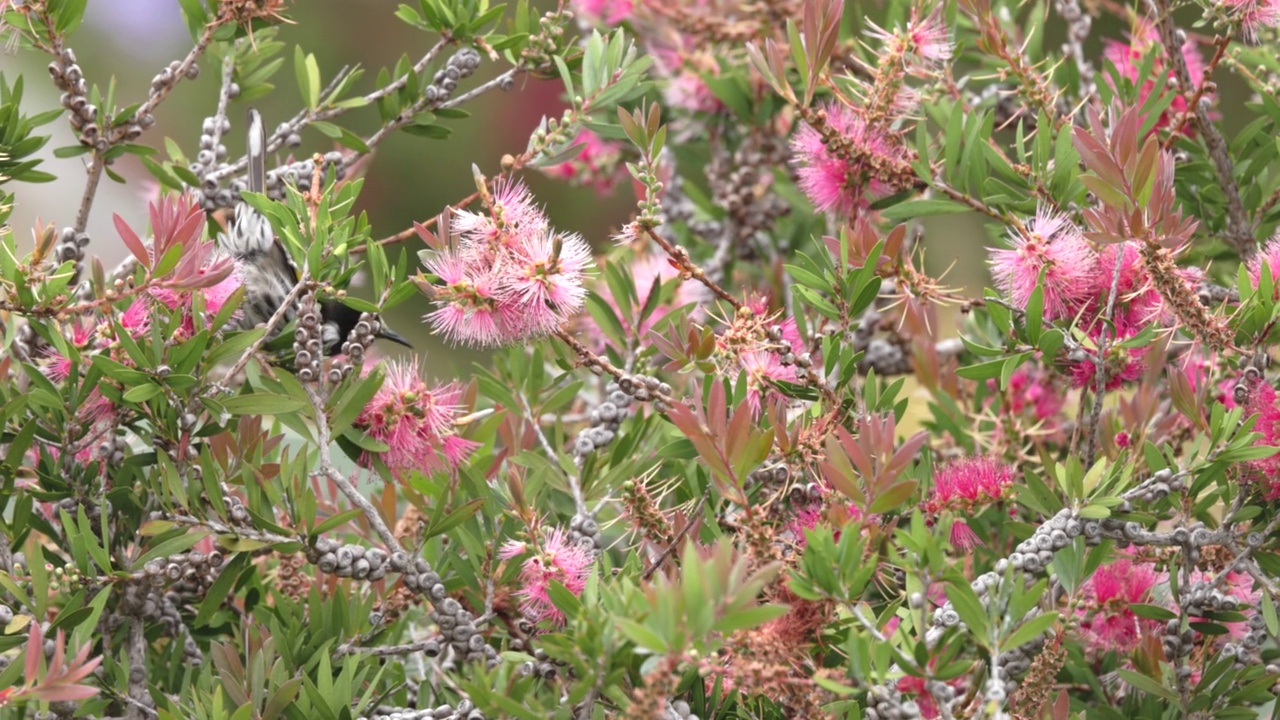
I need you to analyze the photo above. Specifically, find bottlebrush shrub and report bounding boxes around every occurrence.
[8,0,1280,718]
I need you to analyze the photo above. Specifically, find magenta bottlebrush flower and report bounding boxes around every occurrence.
[988,208,1097,320]
[354,358,477,480]
[924,457,1015,549]
[499,527,595,625]
[424,180,593,347]
[791,101,903,216]
[1077,552,1164,655]
[42,321,95,382]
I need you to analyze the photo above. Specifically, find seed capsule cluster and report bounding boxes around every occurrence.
[615,374,673,409]
[662,699,702,720]
[568,511,602,552]
[572,382,633,458]
[13,322,50,364]
[309,538,394,582]
[994,635,1047,692]
[516,646,569,680]
[358,700,483,720]
[332,312,380,381]
[692,134,790,277]
[430,48,482,104]
[52,227,90,288]
[863,684,929,720]
[430,595,499,668]
[48,49,109,149]
[295,291,323,382]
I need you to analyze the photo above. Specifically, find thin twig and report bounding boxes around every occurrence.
[640,494,708,581]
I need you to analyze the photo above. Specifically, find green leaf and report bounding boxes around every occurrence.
[219,393,307,416]
[879,198,972,222]
[136,529,213,566]
[1116,669,1180,702]
[712,604,789,634]
[1004,611,1058,650]
[1130,603,1178,622]
[615,618,667,653]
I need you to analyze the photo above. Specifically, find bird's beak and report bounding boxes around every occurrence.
[377,325,413,349]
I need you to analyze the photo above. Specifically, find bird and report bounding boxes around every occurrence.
[219,107,411,355]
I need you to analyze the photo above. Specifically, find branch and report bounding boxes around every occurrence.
[1152,1,1254,255]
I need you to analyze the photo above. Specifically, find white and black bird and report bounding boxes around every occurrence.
[220,108,410,355]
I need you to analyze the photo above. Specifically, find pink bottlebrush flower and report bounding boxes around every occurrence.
[354,358,477,480]
[1001,365,1066,426]
[118,298,152,337]
[425,181,594,347]
[540,129,625,195]
[1076,552,1164,655]
[649,45,724,115]
[740,350,798,416]
[453,178,549,248]
[1247,236,1280,297]
[1067,310,1149,389]
[988,207,1098,320]
[791,101,904,217]
[500,230,592,322]
[1219,0,1280,42]
[1103,22,1209,136]
[867,9,953,71]
[42,321,96,382]
[929,457,1015,507]
[500,527,595,625]
[571,0,633,25]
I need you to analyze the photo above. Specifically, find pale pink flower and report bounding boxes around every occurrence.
[988,208,1097,320]
[42,321,95,382]
[791,101,904,216]
[424,181,594,347]
[740,350,797,416]
[499,527,595,625]
[1220,0,1280,42]
[500,230,592,322]
[1076,552,1164,655]
[867,9,953,71]
[354,358,477,480]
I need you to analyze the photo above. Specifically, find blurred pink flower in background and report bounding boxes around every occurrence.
[1076,552,1164,655]
[1103,21,1208,136]
[539,129,626,195]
